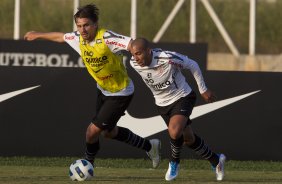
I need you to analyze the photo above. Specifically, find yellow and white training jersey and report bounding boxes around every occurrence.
[64,29,134,96]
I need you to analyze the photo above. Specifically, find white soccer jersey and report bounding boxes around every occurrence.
[63,30,134,96]
[130,48,208,106]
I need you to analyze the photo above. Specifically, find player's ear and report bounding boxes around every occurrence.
[127,39,133,52]
[91,20,98,28]
[147,47,151,54]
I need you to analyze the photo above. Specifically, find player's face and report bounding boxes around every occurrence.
[76,18,97,42]
[131,46,152,67]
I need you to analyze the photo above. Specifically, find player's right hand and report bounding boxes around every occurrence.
[201,89,217,103]
[24,31,38,41]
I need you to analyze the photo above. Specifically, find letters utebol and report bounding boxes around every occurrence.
[0,52,84,67]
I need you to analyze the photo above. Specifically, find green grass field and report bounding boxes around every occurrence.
[0,157,281,183]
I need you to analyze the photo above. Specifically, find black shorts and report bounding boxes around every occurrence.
[92,90,133,131]
[157,91,196,126]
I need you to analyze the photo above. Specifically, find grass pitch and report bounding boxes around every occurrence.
[0,157,281,184]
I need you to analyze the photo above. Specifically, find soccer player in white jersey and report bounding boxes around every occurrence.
[24,4,160,170]
[130,38,226,181]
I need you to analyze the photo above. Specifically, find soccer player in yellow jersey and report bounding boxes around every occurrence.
[24,4,160,169]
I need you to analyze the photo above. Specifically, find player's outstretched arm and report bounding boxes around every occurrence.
[24,31,65,43]
[201,89,217,103]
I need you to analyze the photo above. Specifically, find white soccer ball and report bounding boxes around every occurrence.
[69,159,94,181]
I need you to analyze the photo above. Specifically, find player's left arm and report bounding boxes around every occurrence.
[181,55,217,103]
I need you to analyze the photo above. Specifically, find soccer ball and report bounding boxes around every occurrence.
[69,159,94,181]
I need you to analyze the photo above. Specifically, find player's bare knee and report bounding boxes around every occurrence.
[169,133,176,139]
[169,128,183,139]
[86,123,101,142]
[169,131,183,140]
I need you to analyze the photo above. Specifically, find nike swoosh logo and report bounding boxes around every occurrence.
[94,67,104,73]
[118,90,260,138]
[0,85,40,103]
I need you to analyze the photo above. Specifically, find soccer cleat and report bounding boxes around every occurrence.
[146,139,161,168]
[165,161,179,181]
[214,154,226,181]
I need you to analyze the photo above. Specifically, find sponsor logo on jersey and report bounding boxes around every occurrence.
[94,67,104,73]
[89,61,109,68]
[169,60,183,68]
[145,78,154,84]
[97,74,113,80]
[84,56,109,67]
[105,40,126,48]
[151,80,172,90]
[84,51,93,57]
[64,35,75,40]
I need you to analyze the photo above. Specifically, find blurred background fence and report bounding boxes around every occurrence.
[1,0,281,71]
[0,0,281,55]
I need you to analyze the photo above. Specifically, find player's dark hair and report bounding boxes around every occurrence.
[74,4,99,23]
